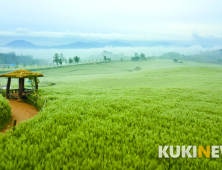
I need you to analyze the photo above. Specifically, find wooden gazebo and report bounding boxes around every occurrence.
[0,69,44,101]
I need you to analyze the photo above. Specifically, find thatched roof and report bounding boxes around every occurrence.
[0,69,44,78]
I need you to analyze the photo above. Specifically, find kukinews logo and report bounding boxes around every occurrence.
[159,146,222,158]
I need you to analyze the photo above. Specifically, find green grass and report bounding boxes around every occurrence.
[0,59,222,169]
[0,95,11,131]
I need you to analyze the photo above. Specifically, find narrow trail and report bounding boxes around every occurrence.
[1,99,38,134]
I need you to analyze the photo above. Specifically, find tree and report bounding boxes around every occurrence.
[131,53,140,61]
[131,56,140,61]
[53,53,60,66]
[104,55,111,62]
[68,57,73,65]
[64,58,67,66]
[23,63,26,68]
[59,53,65,66]
[103,55,107,61]
[28,74,40,90]
[73,56,80,65]
[140,53,146,60]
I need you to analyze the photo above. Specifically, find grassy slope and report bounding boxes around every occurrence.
[0,59,222,169]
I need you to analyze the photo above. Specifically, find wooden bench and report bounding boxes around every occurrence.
[8,88,34,99]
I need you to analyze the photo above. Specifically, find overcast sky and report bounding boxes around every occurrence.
[0,0,222,45]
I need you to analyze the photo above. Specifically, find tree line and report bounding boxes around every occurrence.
[53,53,80,66]
[160,49,222,62]
[131,53,146,61]
[0,52,45,65]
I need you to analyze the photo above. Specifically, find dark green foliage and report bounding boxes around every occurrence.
[47,82,56,86]
[131,53,141,61]
[59,53,65,65]
[173,59,178,62]
[140,53,146,60]
[135,66,141,71]
[161,52,181,59]
[0,52,45,65]
[103,55,107,61]
[131,56,140,61]
[0,95,11,130]
[28,74,40,89]
[68,57,73,65]
[73,56,80,64]
[25,92,46,111]
[103,55,111,61]
[53,53,60,66]
[64,58,67,66]
[161,49,222,62]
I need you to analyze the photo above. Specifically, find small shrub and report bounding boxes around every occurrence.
[173,59,178,62]
[48,82,56,86]
[179,61,183,63]
[135,66,141,71]
[25,92,46,111]
[0,95,11,130]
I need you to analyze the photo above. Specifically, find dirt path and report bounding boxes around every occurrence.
[1,99,38,134]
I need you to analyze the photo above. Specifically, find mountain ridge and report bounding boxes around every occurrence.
[3,40,133,49]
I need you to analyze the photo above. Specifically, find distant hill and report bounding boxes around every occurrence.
[4,40,49,49]
[3,40,132,49]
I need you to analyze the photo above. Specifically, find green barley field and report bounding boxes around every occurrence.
[1,59,222,169]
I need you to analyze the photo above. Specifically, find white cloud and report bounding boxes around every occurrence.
[0,0,222,35]
[15,28,29,33]
[0,0,222,43]
[0,30,189,42]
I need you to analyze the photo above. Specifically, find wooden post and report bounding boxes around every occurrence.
[34,77,38,90]
[18,78,23,101]
[13,120,17,131]
[6,78,11,99]
[13,120,17,126]
[22,78,24,92]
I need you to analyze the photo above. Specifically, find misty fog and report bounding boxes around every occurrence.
[1,45,222,62]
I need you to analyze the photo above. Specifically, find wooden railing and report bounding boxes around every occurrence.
[26,92,47,111]
[9,88,34,94]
